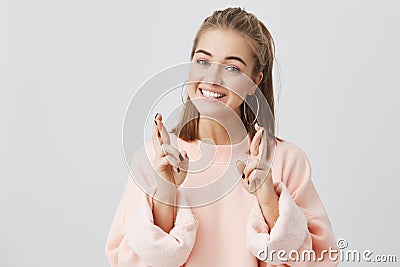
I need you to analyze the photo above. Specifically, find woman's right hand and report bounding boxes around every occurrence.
[152,113,189,197]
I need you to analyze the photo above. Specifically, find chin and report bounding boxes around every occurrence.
[193,100,238,121]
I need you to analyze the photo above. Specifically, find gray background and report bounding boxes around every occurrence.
[1,0,399,266]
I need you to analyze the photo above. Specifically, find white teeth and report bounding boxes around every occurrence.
[201,89,224,99]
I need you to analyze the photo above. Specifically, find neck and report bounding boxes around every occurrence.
[197,111,247,145]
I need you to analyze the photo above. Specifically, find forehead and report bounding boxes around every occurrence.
[196,29,255,63]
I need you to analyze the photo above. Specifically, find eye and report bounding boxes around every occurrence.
[225,65,241,73]
[196,59,211,66]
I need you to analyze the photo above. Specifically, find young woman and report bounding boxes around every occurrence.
[105,7,339,267]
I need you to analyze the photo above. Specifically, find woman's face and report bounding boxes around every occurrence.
[187,29,262,117]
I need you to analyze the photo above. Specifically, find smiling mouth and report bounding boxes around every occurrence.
[199,88,226,99]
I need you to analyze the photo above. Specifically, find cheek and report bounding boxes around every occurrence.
[186,83,198,98]
[224,77,254,100]
[225,92,244,111]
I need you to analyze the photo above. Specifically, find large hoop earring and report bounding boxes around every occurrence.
[181,80,188,104]
[244,94,259,125]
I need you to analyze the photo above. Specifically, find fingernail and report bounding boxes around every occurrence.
[242,173,245,179]
[154,113,159,119]
[179,153,184,161]
[177,167,180,173]
[154,120,158,125]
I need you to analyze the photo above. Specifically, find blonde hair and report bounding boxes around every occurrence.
[172,7,277,142]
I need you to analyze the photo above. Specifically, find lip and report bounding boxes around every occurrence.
[198,87,227,100]
[200,87,226,95]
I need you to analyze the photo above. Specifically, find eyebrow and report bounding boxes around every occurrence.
[194,49,248,67]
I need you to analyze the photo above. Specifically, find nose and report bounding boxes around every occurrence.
[205,63,223,86]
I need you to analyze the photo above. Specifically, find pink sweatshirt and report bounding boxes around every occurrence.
[105,134,339,267]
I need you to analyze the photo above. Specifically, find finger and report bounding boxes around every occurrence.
[154,113,164,144]
[154,113,171,145]
[155,116,171,145]
[153,113,162,142]
[248,171,258,193]
[179,151,189,172]
[255,123,270,169]
[161,144,183,163]
[235,160,246,179]
[181,150,189,160]
[240,176,250,192]
[243,158,260,178]
[165,154,179,169]
[158,156,179,176]
[239,163,251,191]
[255,122,267,135]
[250,128,263,156]
[259,126,270,160]
[248,169,267,193]
[152,119,162,154]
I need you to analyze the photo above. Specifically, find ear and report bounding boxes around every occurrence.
[249,71,263,95]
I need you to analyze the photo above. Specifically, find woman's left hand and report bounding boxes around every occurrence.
[236,123,278,205]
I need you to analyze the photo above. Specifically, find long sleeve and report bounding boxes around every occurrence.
[105,144,198,267]
[105,177,198,267]
[246,141,339,266]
